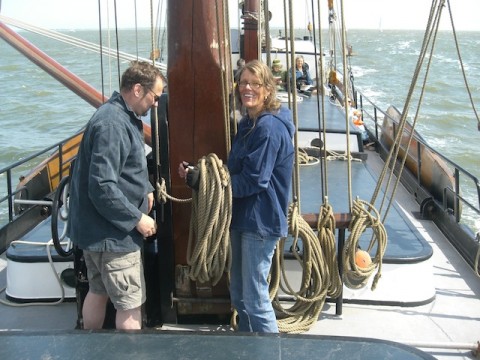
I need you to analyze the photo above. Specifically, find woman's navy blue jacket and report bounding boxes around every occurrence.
[228,106,295,237]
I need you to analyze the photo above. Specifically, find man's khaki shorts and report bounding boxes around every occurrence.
[83,250,146,311]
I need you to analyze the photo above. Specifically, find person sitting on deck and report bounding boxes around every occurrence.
[271,59,287,91]
[288,55,313,93]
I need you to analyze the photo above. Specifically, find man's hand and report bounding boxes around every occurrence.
[136,213,157,238]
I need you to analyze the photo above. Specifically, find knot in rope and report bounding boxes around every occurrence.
[156,178,192,204]
[326,150,362,162]
[155,178,168,204]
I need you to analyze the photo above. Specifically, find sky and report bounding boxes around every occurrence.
[1,0,479,31]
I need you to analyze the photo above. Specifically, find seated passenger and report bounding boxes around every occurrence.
[288,55,313,92]
[271,59,287,91]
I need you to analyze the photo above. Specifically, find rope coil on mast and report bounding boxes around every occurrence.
[157,154,232,287]
[186,154,232,286]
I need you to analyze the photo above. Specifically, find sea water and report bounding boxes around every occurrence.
[0,29,479,231]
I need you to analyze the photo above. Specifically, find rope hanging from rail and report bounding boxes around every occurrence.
[318,200,343,297]
[270,203,330,333]
[264,0,343,334]
[322,0,387,291]
[343,198,387,290]
[267,0,345,319]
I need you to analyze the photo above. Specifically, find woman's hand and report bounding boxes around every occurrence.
[177,161,200,190]
[178,161,189,179]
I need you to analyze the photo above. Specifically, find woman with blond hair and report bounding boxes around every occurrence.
[228,60,294,332]
[179,60,294,332]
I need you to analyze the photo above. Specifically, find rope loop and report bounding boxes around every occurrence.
[269,202,342,333]
[317,202,342,298]
[343,198,387,290]
[297,147,320,165]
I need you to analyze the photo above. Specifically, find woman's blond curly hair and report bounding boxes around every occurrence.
[235,59,281,115]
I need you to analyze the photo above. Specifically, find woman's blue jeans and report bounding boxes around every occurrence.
[229,229,279,333]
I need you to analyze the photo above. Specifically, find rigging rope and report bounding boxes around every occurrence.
[270,203,330,333]
[328,0,388,291]
[265,0,385,333]
[445,0,480,132]
[0,15,167,73]
[343,198,387,290]
[267,0,334,334]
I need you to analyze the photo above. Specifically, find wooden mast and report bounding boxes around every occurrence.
[242,0,260,62]
[167,0,232,317]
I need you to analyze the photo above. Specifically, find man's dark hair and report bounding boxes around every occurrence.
[120,61,166,91]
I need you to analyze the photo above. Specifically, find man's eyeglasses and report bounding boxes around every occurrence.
[238,81,263,89]
[148,88,161,102]
[143,85,161,102]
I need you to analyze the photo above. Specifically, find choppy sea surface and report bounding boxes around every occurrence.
[0,29,479,231]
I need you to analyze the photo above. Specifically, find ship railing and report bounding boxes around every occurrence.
[353,89,480,239]
[0,132,81,252]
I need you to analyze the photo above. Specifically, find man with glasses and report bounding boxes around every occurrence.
[68,61,165,330]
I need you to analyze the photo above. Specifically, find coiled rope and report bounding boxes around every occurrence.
[187,154,232,285]
[157,153,232,286]
[343,198,387,290]
[297,147,319,165]
[269,201,342,333]
[318,201,343,298]
[270,203,329,333]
